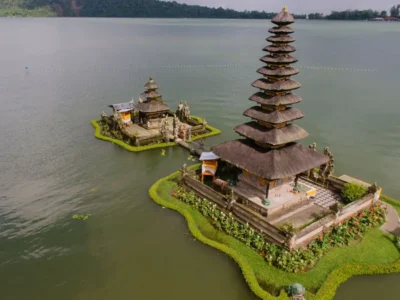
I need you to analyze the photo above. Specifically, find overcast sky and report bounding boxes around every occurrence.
[176,0,395,14]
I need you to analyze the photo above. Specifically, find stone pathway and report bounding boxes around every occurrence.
[298,179,342,209]
[380,201,400,236]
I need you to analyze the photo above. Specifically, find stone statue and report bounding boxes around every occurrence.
[182,101,191,122]
[173,114,179,138]
[323,147,329,156]
[287,283,306,300]
[309,142,317,151]
[369,182,378,194]
[176,101,183,121]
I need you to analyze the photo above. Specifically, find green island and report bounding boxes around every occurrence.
[150,165,400,300]
[147,8,400,300]
[91,77,221,152]
[91,116,221,152]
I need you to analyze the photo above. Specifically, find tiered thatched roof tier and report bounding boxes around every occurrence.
[212,140,328,180]
[136,102,169,113]
[211,7,328,181]
[234,122,308,146]
[243,106,304,124]
[249,92,302,106]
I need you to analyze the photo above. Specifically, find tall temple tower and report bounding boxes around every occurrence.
[211,7,329,198]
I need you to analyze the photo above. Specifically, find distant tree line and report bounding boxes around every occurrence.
[1,0,399,20]
[308,4,400,20]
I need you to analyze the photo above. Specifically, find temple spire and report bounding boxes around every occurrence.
[211,9,329,181]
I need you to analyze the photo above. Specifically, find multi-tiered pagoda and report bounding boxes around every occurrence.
[211,7,329,198]
[137,77,170,129]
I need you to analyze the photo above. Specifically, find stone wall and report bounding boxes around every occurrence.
[294,194,374,248]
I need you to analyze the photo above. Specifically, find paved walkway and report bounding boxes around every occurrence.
[380,201,400,236]
[299,178,342,209]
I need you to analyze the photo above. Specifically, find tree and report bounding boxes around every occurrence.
[381,10,387,17]
[390,5,399,17]
[308,13,324,20]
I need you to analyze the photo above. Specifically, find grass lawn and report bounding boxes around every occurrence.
[152,171,400,300]
[381,194,400,216]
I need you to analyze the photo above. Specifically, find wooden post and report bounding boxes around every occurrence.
[294,175,299,188]
[266,183,270,199]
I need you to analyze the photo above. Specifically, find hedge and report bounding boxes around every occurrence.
[149,167,400,300]
[91,116,221,152]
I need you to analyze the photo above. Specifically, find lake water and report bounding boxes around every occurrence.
[0,18,400,300]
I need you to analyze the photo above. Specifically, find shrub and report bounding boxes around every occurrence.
[172,185,386,274]
[341,182,368,203]
[279,222,297,236]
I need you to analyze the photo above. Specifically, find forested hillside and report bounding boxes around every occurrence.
[0,0,307,18]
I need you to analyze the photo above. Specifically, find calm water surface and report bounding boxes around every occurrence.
[0,18,400,300]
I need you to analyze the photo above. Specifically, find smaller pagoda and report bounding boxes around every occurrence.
[136,77,170,129]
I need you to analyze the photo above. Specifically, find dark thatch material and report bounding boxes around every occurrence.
[136,101,169,113]
[263,45,296,53]
[260,55,298,65]
[267,35,295,44]
[268,26,294,34]
[257,66,299,77]
[243,106,304,124]
[271,8,295,26]
[249,92,302,106]
[142,90,162,99]
[234,122,309,146]
[211,139,329,180]
[144,77,159,90]
[252,78,301,92]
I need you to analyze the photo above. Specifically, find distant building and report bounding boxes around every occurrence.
[369,17,399,21]
[369,17,384,21]
[384,16,399,21]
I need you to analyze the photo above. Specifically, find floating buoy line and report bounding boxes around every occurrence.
[26,64,378,74]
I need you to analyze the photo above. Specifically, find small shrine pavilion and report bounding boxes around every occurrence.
[211,7,329,200]
[136,77,170,129]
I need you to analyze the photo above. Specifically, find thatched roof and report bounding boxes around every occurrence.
[211,139,329,180]
[234,122,309,146]
[243,106,304,124]
[257,66,299,77]
[271,7,295,26]
[267,35,295,44]
[249,92,302,106]
[263,45,296,53]
[268,26,294,34]
[109,102,135,111]
[252,78,301,92]
[136,101,169,113]
[260,55,298,65]
[144,77,159,90]
[142,90,162,99]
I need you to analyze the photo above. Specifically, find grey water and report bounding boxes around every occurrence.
[0,18,400,300]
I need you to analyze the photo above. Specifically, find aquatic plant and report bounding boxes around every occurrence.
[72,213,91,221]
